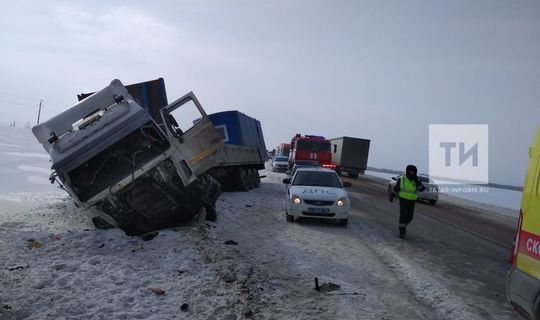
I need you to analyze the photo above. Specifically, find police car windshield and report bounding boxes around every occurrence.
[292,171,342,188]
[275,156,288,162]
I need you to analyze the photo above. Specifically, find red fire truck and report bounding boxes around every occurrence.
[277,143,291,156]
[289,134,334,169]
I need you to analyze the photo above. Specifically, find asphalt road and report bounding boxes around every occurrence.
[342,174,521,319]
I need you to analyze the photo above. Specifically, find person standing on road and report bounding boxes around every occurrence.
[390,165,425,239]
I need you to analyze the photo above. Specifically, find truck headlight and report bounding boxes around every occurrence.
[336,198,346,207]
[292,196,302,204]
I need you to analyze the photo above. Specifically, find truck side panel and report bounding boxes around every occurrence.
[208,111,267,166]
[330,136,370,173]
[342,137,370,170]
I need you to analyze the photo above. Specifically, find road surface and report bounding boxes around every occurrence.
[209,168,522,319]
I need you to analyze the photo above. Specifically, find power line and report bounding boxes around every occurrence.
[0,98,38,108]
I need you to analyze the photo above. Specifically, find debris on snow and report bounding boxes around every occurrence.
[0,304,12,311]
[224,240,238,245]
[314,278,341,292]
[180,303,189,312]
[26,239,44,250]
[148,287,166,296]
[7,262,29,271]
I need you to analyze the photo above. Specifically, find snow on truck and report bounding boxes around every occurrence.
[33,79,266,235]
[289,134,334,170]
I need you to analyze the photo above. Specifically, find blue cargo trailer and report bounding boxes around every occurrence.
[208,111,266,163]
[207,111,267,191]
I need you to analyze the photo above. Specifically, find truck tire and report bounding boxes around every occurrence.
[348,173,359,179]
[205,204,217,221]
[247,169,256,189]
[239,169,250,192]
[253,169,261,188]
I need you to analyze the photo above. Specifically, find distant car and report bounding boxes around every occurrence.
[272,156,289,172]
[283,167,351,225]
[387,174,439,204]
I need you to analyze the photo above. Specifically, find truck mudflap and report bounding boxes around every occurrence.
[96,170,221,236]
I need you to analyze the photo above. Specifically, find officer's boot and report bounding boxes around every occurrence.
[399,224,406,239]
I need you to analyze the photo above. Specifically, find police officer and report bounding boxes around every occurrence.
[389,165,425,238]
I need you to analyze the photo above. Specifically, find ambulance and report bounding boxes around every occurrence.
[507,129,540,319]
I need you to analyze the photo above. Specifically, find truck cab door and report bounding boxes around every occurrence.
[161,92,223,176]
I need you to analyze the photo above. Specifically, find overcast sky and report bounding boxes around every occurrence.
[0,0,538,185]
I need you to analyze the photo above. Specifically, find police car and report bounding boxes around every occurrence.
[283,167,351,225]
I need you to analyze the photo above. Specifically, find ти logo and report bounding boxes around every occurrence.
[429,125,488,185]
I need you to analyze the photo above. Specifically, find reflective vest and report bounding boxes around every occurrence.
[399,176,418,201]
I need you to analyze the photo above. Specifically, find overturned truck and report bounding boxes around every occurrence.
[33,79,265,235]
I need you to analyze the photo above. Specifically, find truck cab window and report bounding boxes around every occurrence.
[167,100,203,137]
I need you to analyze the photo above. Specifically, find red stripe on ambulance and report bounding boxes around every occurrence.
[518,230,540,261]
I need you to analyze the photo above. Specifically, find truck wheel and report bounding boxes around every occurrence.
[339,218,348,226]
[205,204,217,221]
[247,169,256,189]
[348,173,359,179]
[252,169,261,188]
[239,169,250,192]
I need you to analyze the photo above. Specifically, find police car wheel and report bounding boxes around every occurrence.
[339,218,348,226]
[286,213,294,222]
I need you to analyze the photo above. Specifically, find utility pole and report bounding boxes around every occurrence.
[36,100,43,125]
